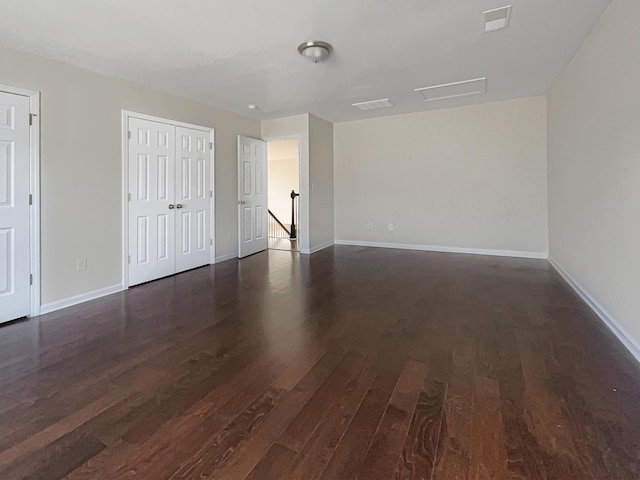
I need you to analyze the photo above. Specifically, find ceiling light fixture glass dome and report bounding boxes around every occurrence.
[298,41,333,63]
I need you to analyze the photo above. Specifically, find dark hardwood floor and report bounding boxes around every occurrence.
[268,237,298,252]
[0,246,639,479]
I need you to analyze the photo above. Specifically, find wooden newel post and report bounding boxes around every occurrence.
[290,190,299,239]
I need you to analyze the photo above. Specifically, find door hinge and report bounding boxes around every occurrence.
[29,274,33,285]
[210,239,213,246]
[128,193,131,201]
[128,131,132,140]
[210,190,213,198]
[29,194,33,206]
[209,142,213,150]
[29,113,35,126]
[128,255,131,264]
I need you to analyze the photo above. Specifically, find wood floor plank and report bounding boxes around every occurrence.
[0,247,637,479]
[318,319,422,480]
[105,304,312,448]
[0,383,137,468]
[273,324,345,392]
[389,359,429,413]
[277,349,365,452]
[163,387,281,480]
[0,433,105,480]
[515,326,594,478]
[356,359,427,480]
[431,382,473,480]
[285,363,378,480]
[64,439,136,480]
[0,355,169,452]
[469,375,509,480]
[495,312,547,480]
[431,315,475,479]
[244,443,297,480]
[191,343,347,480]
[317,370,398,480]
[395,380,447,480]
[72,325,345,479]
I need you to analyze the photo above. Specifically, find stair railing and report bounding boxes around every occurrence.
[268,210,291,239]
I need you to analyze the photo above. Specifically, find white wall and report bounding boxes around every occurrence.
[0,46,260,306]
[308,114,335,251]
[262,115,310,252]
[334,96,548,256]
[548,0,640,355]
[267,139,299,224]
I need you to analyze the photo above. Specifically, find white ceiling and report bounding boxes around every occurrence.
[0,0,612,123]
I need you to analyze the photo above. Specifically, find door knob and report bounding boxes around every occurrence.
[176,204,183,209]
[168,204,175,209]
[238,200,246,205]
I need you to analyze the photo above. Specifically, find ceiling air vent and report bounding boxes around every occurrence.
[483,6,512,33]
[414,77,487,103]
[352,98,393,111]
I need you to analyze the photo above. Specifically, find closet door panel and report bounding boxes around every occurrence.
[128,118,176,286]
[174,127,211,273]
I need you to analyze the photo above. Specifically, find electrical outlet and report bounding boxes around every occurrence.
[388,223,394,231]
[76,257,87,272]
[368,223,373,230]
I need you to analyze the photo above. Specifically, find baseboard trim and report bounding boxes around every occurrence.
[334,240,547,259]
[301,240,335,255]
[40,284,124,316]
[549,257,640,365]
[215,252,238,263]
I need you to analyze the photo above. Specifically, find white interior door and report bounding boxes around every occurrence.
[175,127,211,272]
[128,118,176,286]
[238,136,268,258]
[0,92,30,323]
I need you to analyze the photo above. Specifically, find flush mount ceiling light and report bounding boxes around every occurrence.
[298,41,333,63]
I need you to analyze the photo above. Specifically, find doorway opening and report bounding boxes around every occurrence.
[267,139,300,252]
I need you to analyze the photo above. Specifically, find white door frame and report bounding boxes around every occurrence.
[0,83,41,317]
[121,110,215,289]
[263,134,305,252]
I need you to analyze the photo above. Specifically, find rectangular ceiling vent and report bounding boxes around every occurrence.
[415,77,487,103]
[352,98,393,111]
[483,5,512,32]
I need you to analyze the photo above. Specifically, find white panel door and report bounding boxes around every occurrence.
[128,118,176,286]
[0,92,30,323]
[238,136,267,258]
[175,127,211,272]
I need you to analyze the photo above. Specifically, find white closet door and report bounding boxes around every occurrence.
[0,91,30,323]
[128,118,176,286]
[238,136,268,258]
[174,127,211,273]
